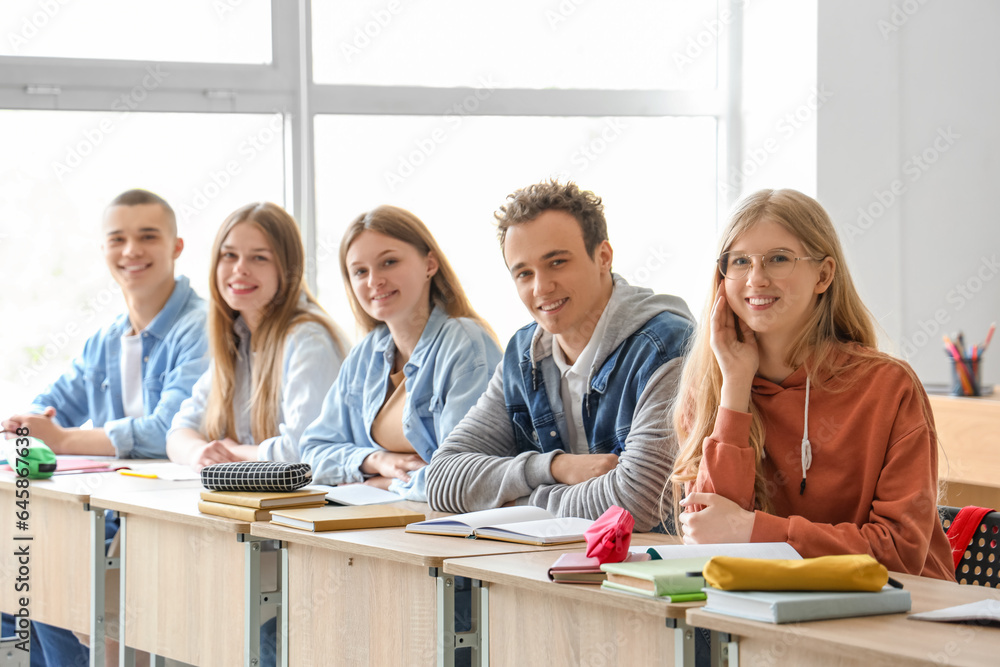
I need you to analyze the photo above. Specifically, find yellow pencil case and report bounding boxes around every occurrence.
[703,554,889,592]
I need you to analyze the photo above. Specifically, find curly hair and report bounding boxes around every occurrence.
[495,180,607,257]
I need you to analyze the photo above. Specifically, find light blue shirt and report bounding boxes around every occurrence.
[169,311,345,461]
[299,305,502,500]
[30,276,208,458]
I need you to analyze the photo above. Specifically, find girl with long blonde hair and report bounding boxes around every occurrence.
[167,202,347,469]
[298,205,501,499]
[670,189,954,580]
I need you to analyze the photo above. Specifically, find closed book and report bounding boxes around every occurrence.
[199,487,329,509]
[405,506,593,545]
[548,551,651,584]
[197,500,324,522]
[600,581,707,602]
[601,558,709,597]
[702,585,911,624]
[270,504,426,532]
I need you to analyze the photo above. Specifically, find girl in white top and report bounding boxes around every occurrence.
[167,202,348,469]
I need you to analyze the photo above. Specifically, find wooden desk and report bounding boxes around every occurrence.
[90,485,274,667]
[441,535,700,667]
[250,512,592,667]
[686,573,1000,667]
[929,389,1000,508]
[0,467,200,666]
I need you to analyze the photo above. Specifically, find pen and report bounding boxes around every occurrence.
[119,470,158,479]
[984,322,996,352]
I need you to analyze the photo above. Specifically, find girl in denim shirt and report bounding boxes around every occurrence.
[167,202,348,469]
[299,205,502,500]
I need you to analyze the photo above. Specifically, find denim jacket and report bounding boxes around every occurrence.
[30,276,208,458]
[426,275,695,530]
[169,307,344,461]
[299,305,502,500]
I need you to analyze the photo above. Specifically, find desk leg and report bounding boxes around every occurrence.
[278,543,288,667]
[711,632,739,667]
[87,505,105,667]
[432,568,483,667]
[243,536,280,667]
[116,514,135,667]
[667,618,696,667]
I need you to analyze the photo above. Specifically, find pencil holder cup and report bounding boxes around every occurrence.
[950,357,982,397]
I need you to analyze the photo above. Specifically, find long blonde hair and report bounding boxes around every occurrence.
[339,205,497,342]
[668,189,931,523]
[204,202,347,444]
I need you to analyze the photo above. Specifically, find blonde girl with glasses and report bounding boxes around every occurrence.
[669,188,954,580]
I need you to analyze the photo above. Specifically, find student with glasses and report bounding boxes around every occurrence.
[668,188,954,580]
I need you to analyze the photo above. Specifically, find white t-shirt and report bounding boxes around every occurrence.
[550,297,614,455]
[120,332,145,419]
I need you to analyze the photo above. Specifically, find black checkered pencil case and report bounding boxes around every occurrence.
[200,461,313,492]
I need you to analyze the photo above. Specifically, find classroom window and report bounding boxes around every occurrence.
[0,110,285,408]
[313,114,718,344]
[311,0,719,90]
[0,0,272,63]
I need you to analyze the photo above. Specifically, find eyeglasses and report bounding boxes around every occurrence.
[718,249,820,280]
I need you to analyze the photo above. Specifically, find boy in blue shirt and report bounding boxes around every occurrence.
[427,180,694,532]
[2,189,208,665]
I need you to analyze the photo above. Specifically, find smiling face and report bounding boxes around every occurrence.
[215,221,280,332]
[723,217,834,342]
[102,203,182,299]
[345,230,437,329]
[503,209,614,352]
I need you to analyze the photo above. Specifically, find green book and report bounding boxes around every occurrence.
[600,580,707,601]
[600,557,709,597]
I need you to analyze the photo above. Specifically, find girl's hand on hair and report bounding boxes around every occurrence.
[190,439,243,471]
[710,280,758,411]
[361,450,426,482]
[677,492,755,544]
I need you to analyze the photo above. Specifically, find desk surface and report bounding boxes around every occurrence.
[687,573,1000,667]
[441,536,696,621]
[91,485,250,532]
[250,506,600,568]
[0,463,199,503]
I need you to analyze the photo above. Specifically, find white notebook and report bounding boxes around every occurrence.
[406,506,593,545]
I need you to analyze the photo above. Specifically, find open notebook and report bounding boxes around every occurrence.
[406,506,593,545]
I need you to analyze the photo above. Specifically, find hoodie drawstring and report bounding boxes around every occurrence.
[800,376,813,495]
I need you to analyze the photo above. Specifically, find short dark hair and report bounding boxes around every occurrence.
[495,180,607,257]
[107,189,177,236]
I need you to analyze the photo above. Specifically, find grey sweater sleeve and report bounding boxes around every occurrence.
[529,358,682,531]
[427,359,682,532]
[426,363,561,513]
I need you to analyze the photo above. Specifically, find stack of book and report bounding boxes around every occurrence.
[198,487,329,522]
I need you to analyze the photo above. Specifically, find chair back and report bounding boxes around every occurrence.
[939,505,1000,586]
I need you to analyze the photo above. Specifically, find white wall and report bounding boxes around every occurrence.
[817,0,999,387]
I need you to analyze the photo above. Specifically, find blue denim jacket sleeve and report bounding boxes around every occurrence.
[257,323,344,461]
[104,314,209,458]
[29,344,99,428]
[387,320,502,501]
[298,351,376,485]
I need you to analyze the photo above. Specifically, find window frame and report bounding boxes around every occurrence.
[0,0,743,290]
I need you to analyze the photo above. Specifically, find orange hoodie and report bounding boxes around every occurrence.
[691,349,955,581]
